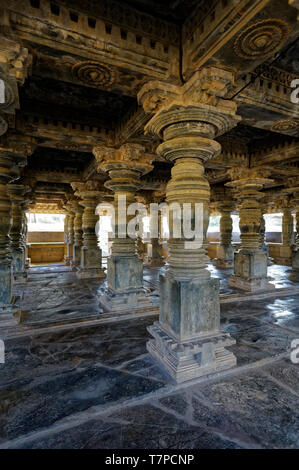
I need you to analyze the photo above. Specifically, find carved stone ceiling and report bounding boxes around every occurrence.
[57,0,200,23]
[19,76,136,128]
[274,38,299,74]
[121,0,200,23]
[27,147,93,172]
[218,123,297,153]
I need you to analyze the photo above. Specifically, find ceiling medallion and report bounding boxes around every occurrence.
[271,120,299,135]
[72,61,116,87]
[234,19,290,60]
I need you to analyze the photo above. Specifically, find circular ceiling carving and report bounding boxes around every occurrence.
[72,61,116,87]
[271,119,299,134]
[234,19,290,60]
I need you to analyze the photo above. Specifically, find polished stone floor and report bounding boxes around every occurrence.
[0,263,298,449]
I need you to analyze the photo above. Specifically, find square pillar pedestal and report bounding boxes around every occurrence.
[147,274,236,383]
[215,244,234,269]
[274,245,293,266]
[99,255,153,312]
[0,263,13,306]
[229,250,274,292]
[289,250,299,281]
[77,246,106,279]
[13,251,27,283]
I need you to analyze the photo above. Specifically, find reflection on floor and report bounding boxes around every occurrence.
[0,263,298,449]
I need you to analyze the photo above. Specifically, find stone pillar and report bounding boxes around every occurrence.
[7,184,30,281]
[137,218,146,260]
[226,169,275,292]
[149,211,164,267]
[293,208,299,278]
[64,204,74,266]
[72,182,106,279]
[94,144,154,312]
[215,198,234,269]
[0,145,28,308]
[138,68,240,382]
[71,200,84,269]
[22,198,31,271]
[275,206,294,265]
[135,195,147,261]
[63,214,69,262]
[284,185,299,280]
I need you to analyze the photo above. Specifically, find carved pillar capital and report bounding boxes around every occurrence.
[94,144,154,194]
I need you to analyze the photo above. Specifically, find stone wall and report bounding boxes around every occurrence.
[28,231,64,243]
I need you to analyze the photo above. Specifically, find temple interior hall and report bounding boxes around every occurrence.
[0,0,299,450]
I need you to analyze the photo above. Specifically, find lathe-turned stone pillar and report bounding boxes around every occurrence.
[0,144,29,308]
[7,184,30,281]
[147,192,165,267]
[138,68,240,382]
[64,204,74,266]
[226,169,274,292]
[293,208,299,278]
[94,144,154,312]
[215,196,235,269]
[71,200,84,269]
[275,205,294,266]
[63,214,69,262]
[72,182,106,280]
[283,184,299,280]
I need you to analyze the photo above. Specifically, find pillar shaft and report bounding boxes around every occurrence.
[94,144,153,312]
[215,200,234,268]
[148,202,165,266]
[65,209,74,266]
[71,182,106,279]
[7,184,30,279]
[138,70,240,382]
[226,172,274,292]
[72,201,84,268]
[0,152,23,306]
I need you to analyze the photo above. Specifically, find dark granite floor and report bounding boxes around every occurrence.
[0,263,298,449]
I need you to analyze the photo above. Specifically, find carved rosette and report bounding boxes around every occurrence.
[234,19,290,60]
[72,61,116,88]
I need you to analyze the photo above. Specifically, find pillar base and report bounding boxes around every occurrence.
[229,250,274,292]
[228,275,275,292]
[99,288,153,313]
[65,256,72,266]
[107,255,143,291]
[147,322,236,383]
[77,246,106,279]
[214,245,233,269]
[13,271,28,283]
[274,245,293,266]
[214,259,233,269]
[289,250,299,281]
[0,263,13,307]
[147,273,236,383]
[76,267,106,280]
[145,257,165,267]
